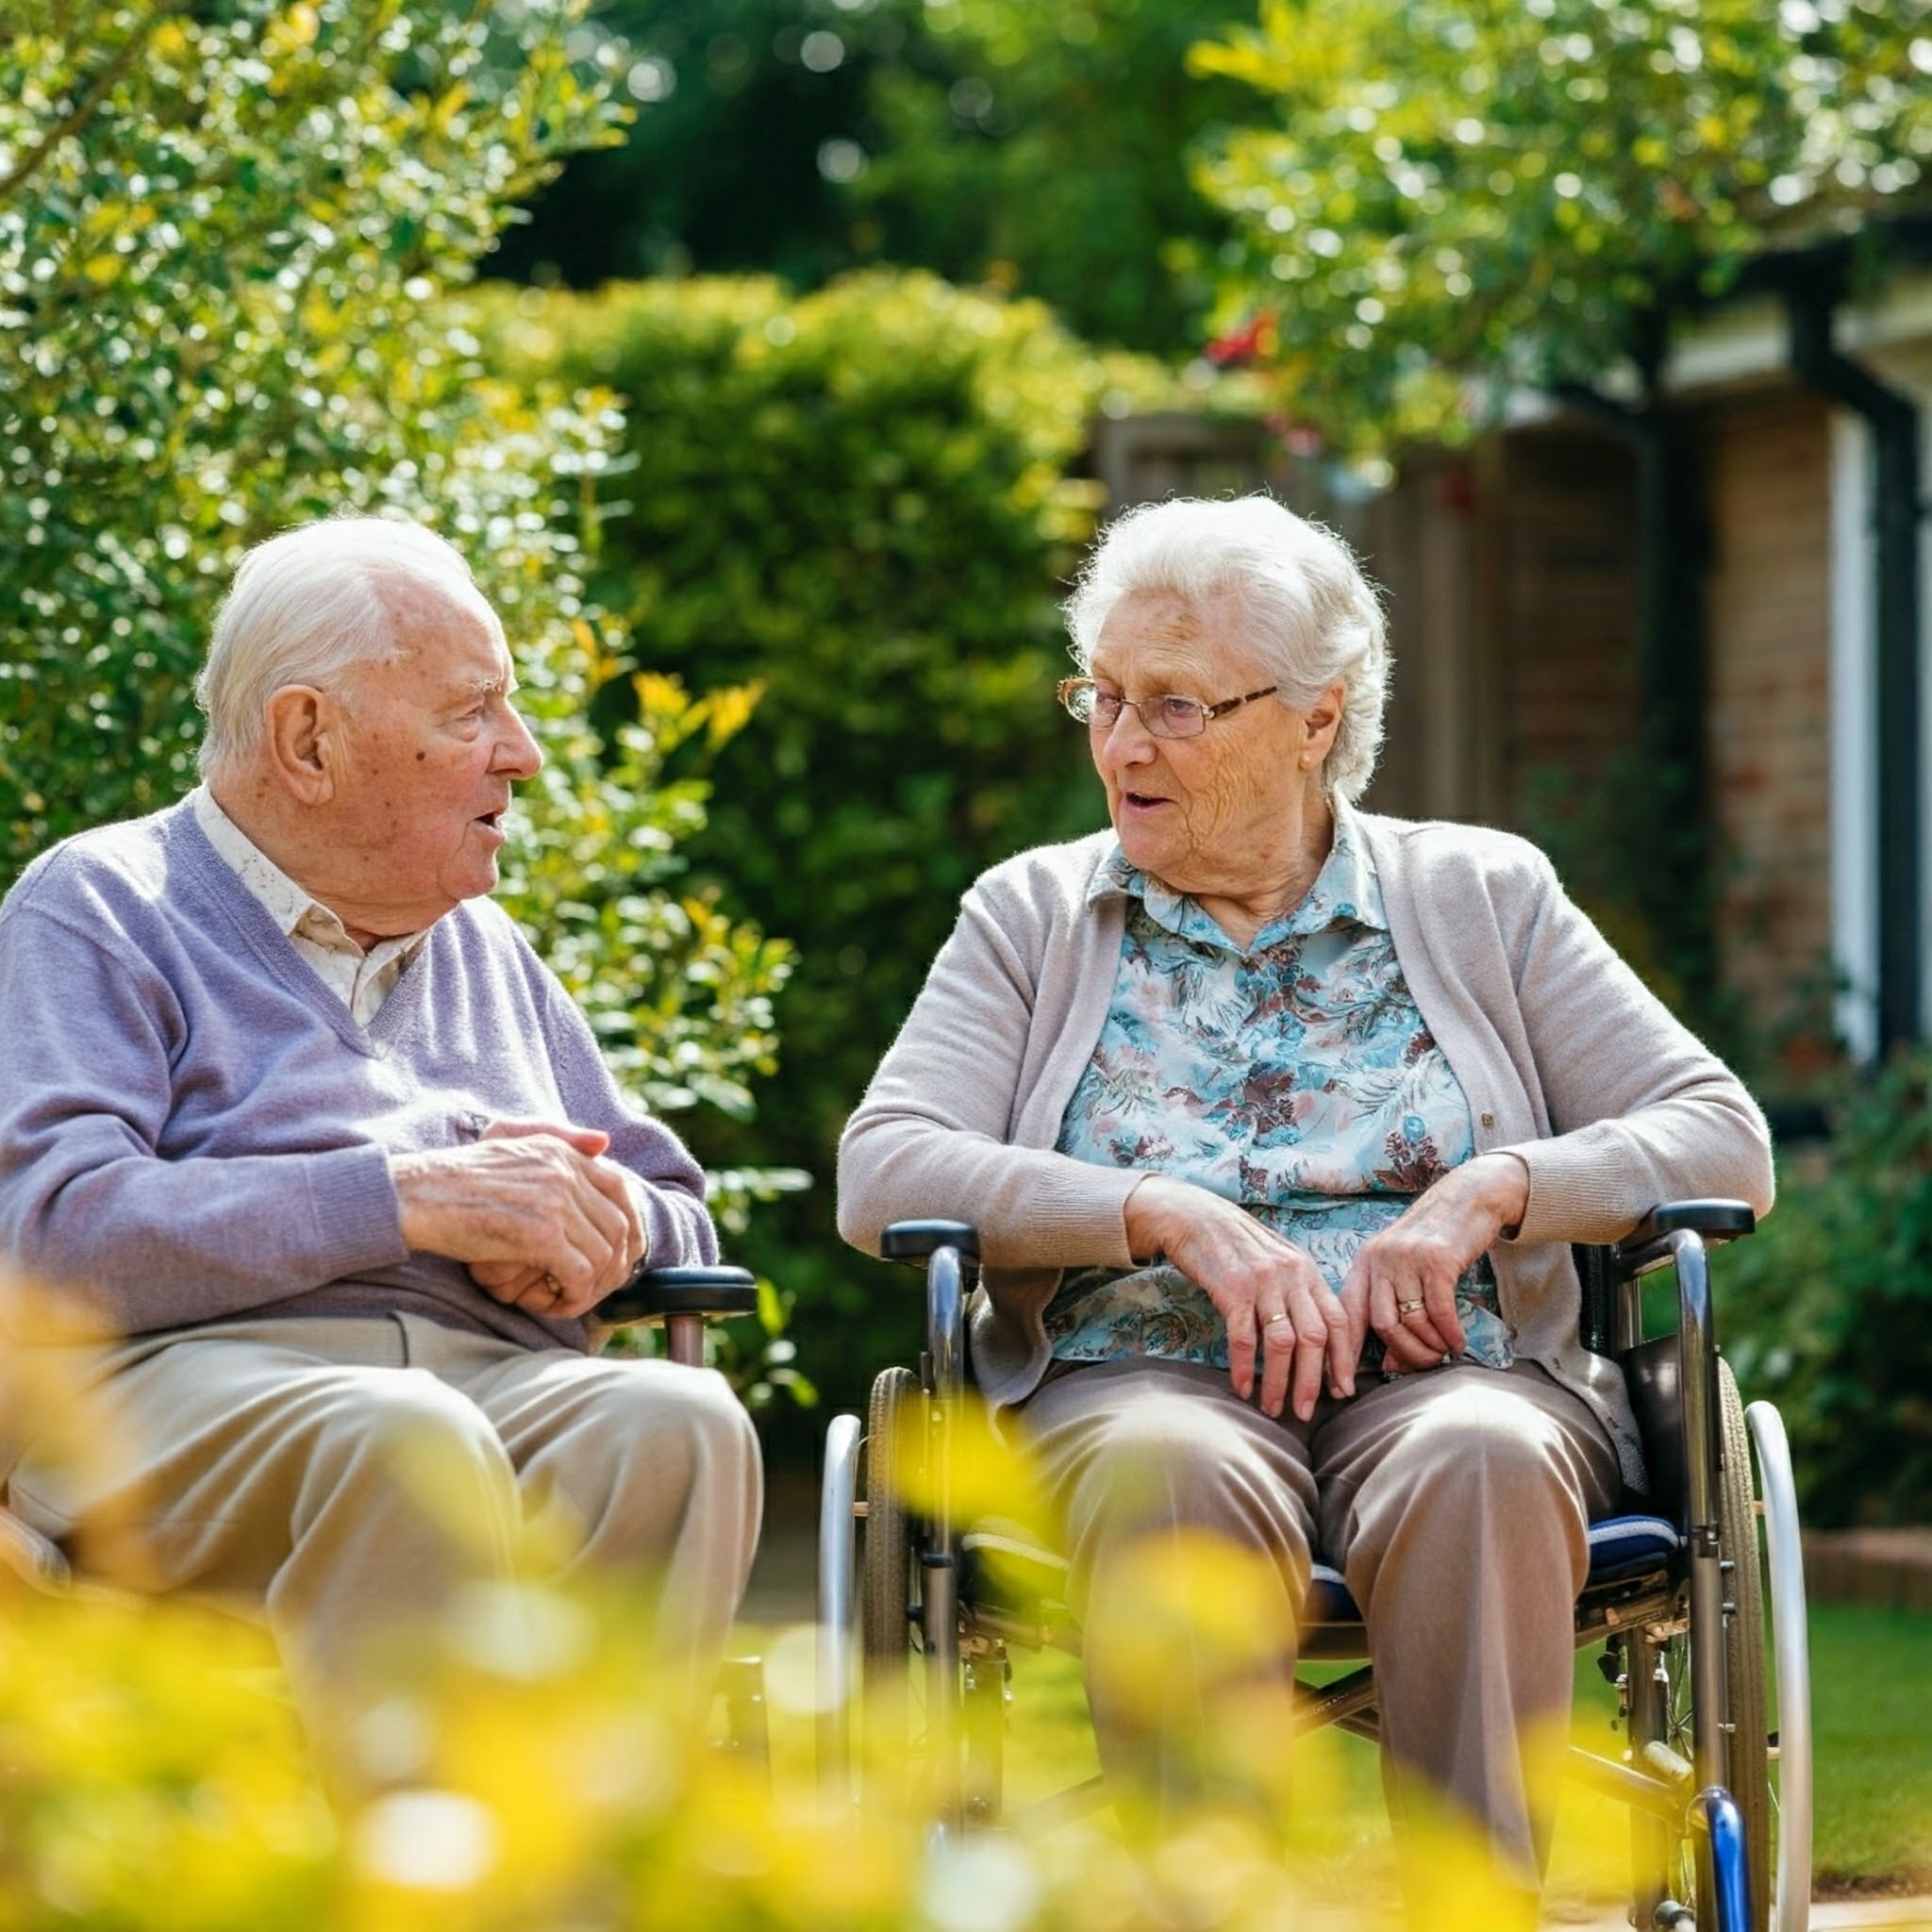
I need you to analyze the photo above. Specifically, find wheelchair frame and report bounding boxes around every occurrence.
[819,1205,1811,1932]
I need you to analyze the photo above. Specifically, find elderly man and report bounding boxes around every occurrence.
[0,516,760,1751]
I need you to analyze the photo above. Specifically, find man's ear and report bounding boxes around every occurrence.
[262,685,340,807]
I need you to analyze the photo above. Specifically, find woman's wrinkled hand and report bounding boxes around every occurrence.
[1124,1174,1353,1422]
[1338,1152,1530,1375]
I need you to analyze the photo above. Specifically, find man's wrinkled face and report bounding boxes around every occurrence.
[322,591,542,937]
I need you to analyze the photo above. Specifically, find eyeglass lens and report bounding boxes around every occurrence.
[1063,682,1206,738]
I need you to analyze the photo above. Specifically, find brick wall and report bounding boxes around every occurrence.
[1698,392,1835,1071]
[1358,456,1483,822]
[1364,425,1641,829]
[1483,425,1643,824]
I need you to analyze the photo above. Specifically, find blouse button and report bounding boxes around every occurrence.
[1480,1111,1495,1128]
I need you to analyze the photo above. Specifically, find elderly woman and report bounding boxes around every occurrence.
[836,494,1773,1895]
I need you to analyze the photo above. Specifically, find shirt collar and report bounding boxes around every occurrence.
[191,786,433,964]
[1088,799,1387,949]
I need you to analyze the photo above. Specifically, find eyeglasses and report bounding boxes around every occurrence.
[1057,676,1280,741]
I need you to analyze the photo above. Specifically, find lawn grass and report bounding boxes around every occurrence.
[1806,1602,1932,1890]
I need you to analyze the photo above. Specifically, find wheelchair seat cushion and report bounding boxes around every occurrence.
[958,1517,1072,1626]
[958,1510,1683,1635]
[1583,1512,1681,1580]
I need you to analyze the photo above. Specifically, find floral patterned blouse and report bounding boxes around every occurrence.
[1046,808,1513,1377]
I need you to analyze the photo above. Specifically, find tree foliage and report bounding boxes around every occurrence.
[486,0,1246,355]
[1190,0,1932,451]
[0,0,791,1232]
[491,0,882,291]
[848,0,1249,353]
[1,0,619,866]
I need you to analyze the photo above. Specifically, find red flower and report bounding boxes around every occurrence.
[1205,313,1274,367]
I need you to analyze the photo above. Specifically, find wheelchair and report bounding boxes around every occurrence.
[818,1205,1812,1932]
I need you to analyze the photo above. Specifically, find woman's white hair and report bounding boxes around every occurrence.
[194,516,503,782]
[1062,494,1391,804]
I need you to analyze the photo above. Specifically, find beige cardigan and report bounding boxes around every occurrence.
[836,811,1774,1490]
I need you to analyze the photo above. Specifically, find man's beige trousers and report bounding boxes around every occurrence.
[8,1312,761,1754]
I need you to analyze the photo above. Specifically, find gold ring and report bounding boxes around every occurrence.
[1396,1297,1425,1315]
[1262,1313,1293,1329]
[543,1273,563,1297]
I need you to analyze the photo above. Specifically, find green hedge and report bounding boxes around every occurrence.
[481,271,1185,1417]
[1720,1049,1932,1527]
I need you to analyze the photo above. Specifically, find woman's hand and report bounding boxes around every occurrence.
[1339,1152,1529,1374]
[1124,1174,1353,1422]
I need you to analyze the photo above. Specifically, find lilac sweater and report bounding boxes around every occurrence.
[0,801,717,1350]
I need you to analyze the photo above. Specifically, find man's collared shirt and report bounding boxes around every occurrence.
[1047,804,1512,1376]
[192,787,431,1027]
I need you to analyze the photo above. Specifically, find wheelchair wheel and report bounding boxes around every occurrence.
[860,1366,924,1774]
[1712,1356,1772,1923]
[1630,1357,1773,1927]
[1745,1399,1813,1932]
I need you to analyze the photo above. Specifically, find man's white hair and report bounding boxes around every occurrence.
[1062,494,1391,804]
[195,516,503,782]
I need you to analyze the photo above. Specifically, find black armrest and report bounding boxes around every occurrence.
[1579,1200,1757,1352]
[880,1220,980,1265]
[1611,1199,1756,1277]
[595,1265,758,1326]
